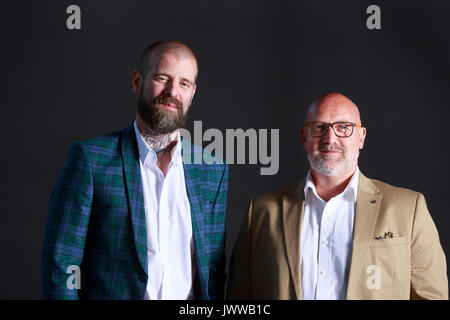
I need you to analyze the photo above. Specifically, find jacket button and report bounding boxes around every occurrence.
[139,274,147,283]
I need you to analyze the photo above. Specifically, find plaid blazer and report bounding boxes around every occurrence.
[42,122,229,300]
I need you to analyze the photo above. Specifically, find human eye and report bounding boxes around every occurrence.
[180,80,192,89]
[315,123,326,130]
[335,123,350,133]
[154,75,168,82]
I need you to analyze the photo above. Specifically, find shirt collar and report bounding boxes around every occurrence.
[133,120,182,167]
[304,168,359,203]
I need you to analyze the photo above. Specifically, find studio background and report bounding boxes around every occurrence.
[1,0,449,299]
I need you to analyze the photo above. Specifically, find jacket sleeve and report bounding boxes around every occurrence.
[41,142,93,299]
[207,164,229,300]
[226,197,254,300]
[410,193,448,299]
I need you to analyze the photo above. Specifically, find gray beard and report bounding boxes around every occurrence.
[307,150,359,177]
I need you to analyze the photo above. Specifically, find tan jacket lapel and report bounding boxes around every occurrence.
[282,179,306,300]
[346,172,382,299]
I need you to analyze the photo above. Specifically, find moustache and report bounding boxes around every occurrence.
[317,144,345,153]
[153,95,182,110]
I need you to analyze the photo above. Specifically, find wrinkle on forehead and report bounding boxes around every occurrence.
[306,92,361,124]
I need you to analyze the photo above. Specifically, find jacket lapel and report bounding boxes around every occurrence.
[346,172,381,299]
[181,140,208,298]
[282,179,306,300]
[120,122,148,275]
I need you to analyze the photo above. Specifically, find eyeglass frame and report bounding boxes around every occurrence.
[303,121,362,138]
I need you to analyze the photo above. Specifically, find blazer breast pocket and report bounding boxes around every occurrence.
[369,236,406,248]
[362,236,409,299]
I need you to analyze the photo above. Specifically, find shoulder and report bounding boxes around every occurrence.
[79,129,122,154]
[362,175,427,219]
[370,178,423,203]
[251,179,304,211]
[68,128,123,162]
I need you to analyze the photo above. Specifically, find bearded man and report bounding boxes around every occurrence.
[42,41,229,300]
[227,92,447,300]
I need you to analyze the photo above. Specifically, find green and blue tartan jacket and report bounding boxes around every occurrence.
[42,122,229,299]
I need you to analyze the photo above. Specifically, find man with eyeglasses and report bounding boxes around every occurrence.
[227,92,447,300]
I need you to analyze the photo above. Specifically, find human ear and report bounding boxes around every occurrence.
[359,127,367,149]
[132,70,143,94]
[300,127,307,149]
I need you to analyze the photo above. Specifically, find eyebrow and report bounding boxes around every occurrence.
[152,73,169,79]
[153,73,195,85]
[180,77,195,85]
[309,120,354,123]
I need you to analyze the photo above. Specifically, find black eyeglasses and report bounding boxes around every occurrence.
[304,121,362,138]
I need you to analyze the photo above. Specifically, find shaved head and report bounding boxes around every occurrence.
[306,92,361,124]
[139,41,198,81]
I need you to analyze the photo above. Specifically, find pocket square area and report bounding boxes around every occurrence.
[374,231,394,240]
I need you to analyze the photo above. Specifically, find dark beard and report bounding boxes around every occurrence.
[137,93,188,134]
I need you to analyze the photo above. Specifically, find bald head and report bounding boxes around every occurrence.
[139,41,198,80]
[306,92,361,125]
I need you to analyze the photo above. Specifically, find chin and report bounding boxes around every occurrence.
[312,162,348,177]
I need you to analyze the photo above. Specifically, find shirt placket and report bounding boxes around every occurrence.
[157,160,177,299]
[315,200,335,299]
[153,164,166,299]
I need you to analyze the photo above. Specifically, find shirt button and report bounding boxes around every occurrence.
[322,240,328,246]
[320,270,326,276]
[139,274,147,283]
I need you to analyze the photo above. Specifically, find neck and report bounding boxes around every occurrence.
[136,117,178,154]
[310,167,357,202]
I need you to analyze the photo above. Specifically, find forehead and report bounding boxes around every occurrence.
[308,99,360,123]
[149,52,197,81]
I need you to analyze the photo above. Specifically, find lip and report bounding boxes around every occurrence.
[320,150,341,153]
[159,103,178,111]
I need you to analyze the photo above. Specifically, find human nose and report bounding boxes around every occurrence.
[164,80,179,98]
[321,124,339,143]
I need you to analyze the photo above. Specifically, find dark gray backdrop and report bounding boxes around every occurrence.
[1,0,449,299]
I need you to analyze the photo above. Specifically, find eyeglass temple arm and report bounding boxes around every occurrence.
[304,122,363,127]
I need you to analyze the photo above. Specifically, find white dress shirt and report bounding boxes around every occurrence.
[300,168,359,300]
[134,122,196,300]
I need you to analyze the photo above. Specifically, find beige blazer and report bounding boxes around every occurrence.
[227,172,448,300]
